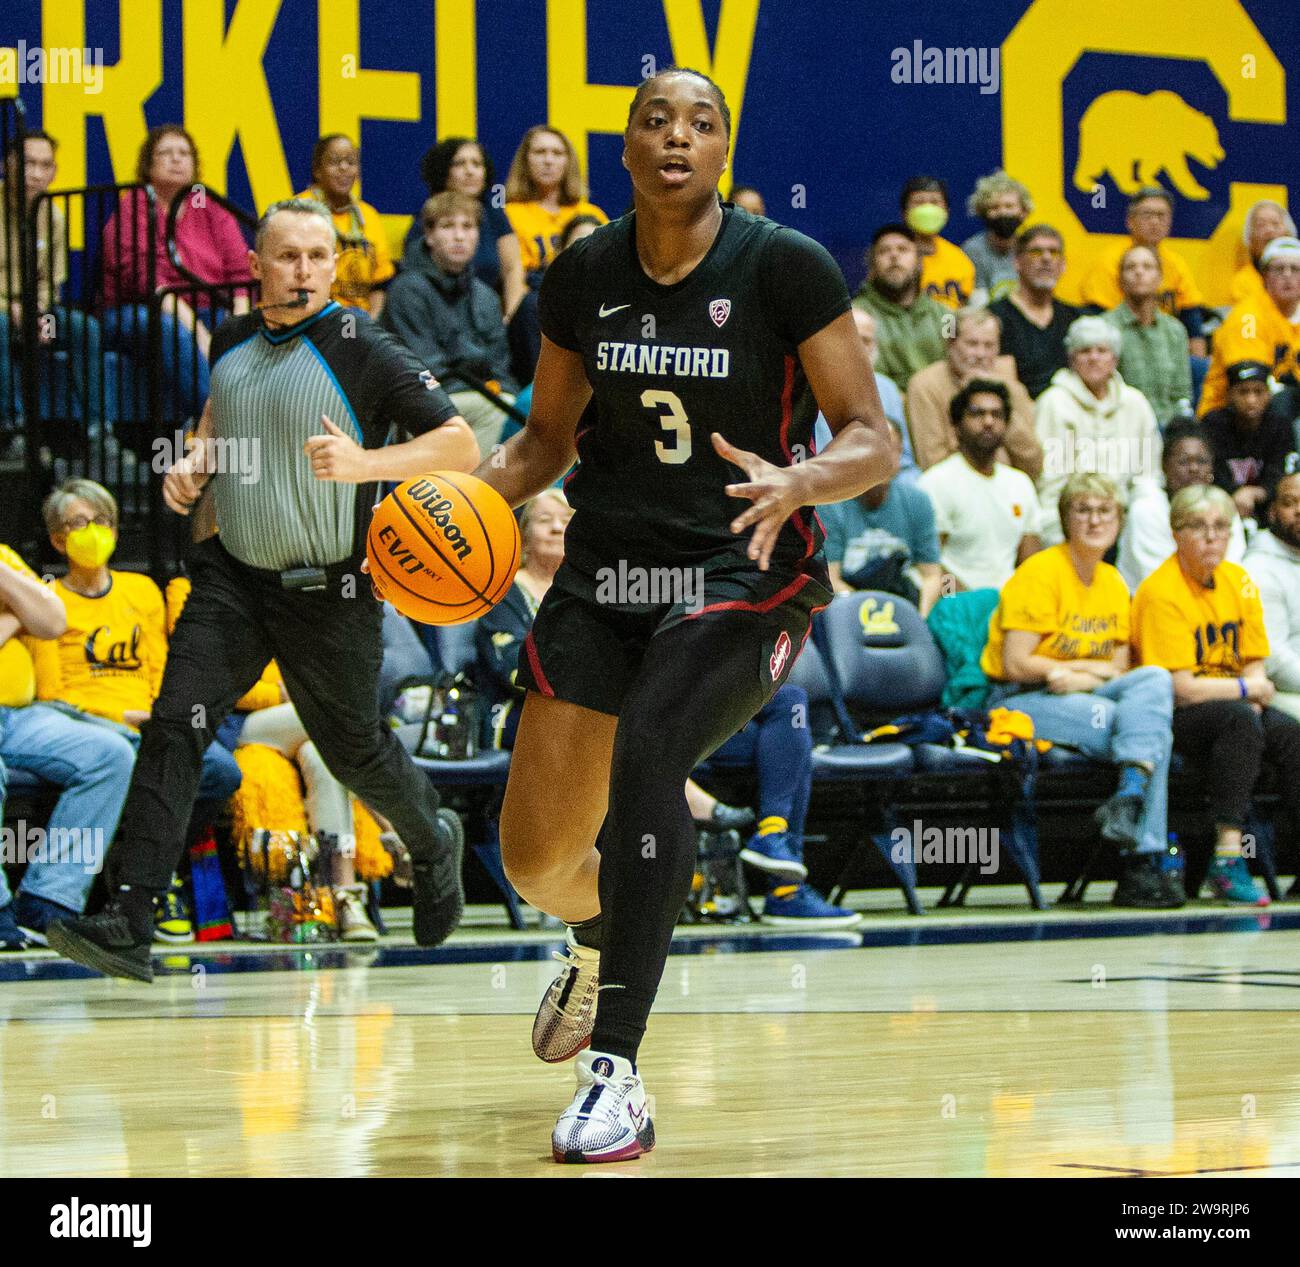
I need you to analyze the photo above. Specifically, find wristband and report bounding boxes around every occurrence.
[1238,677,1248,699]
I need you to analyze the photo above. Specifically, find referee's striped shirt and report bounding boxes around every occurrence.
[206,301,460,571]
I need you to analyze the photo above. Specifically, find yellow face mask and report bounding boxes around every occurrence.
[65,522,116,568]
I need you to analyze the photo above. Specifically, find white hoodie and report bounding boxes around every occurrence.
[1034,367,1162,545]
[1243,528,1300,692]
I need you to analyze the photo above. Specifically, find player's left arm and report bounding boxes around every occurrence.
[717,310,896,571]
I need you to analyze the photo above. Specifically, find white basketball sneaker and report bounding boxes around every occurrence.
[551,1049,655,1164]
[531,926,600,1062]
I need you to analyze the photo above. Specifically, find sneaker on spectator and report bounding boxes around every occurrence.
[334,884,379,942]
[12,892,77,947]
[1094,792,1143,853]
[1204,856,1269,906]
[154,877,195,943]
[0,903,32,951]
[1113,854,1182,909]
[700,802,757,833]
[761,884,862,928]
[739,832,807,880]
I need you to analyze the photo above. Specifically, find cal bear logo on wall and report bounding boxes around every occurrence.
[1072,90,1225,201]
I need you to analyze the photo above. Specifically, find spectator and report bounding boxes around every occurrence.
[101,124,250,419]
[1079,188,1206,355]
[729,185,766,217]
[1231,200,1295,305]
[1202,360,1292,523]
[899,176,975,309]
[0,540,135,948]
[918,379,1042,591]
[1199,236,1300,418]
[401,137,525,321]
[0,130,102,440]
[1132,484,1296,906]
[961,170,1031,303]
[297,133,394,317]
[29,479,243,941]
[507,214,602,388]
[990,225,1081,398]
[981,473,1177,908]
[905,305,1041,477]
[715,683,860,928]
[1034,316,1161,546]
[1244,471,1300,724]
[852,223,947,391]
[382,192,518,460]
[822,414,942,614]
[814,307,919,483]
[1117,420,1246,591]
[1104,244,1193,426]
[503,126,608,277]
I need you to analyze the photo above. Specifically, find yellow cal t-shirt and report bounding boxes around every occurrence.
[0,544,45,708]
[919,236,976,310]
[505,199,609,274]
[1198,291,1300,416]
[1079,239,1203,315]
[30,571,168,726]
[1132,555,1269,677]
[981,543,1131,680]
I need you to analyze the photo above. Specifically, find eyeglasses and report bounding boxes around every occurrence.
[1069,503,1120,522]
[963,407,1007,420]
[1177,519,1233,539]
[61,514,113,532]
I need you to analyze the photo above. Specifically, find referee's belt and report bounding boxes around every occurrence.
[238,558,358,593]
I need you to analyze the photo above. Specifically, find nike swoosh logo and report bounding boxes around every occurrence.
[598,303,630,318]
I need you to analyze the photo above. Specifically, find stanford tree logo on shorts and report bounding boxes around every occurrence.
[709,298,731,327]
[769,630,792,680]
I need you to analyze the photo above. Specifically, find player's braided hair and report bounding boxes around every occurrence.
[626,66,732,138]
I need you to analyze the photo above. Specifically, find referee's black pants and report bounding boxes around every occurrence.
[108,537,443,893]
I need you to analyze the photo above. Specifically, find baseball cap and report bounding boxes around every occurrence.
[1260,236,1300,268]
[1225,360,1272,387]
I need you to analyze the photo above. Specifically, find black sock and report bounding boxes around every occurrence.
[568,912,604,953]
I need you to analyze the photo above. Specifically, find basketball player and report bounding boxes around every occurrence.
[474,68,893,1162]
[47,198,480,981]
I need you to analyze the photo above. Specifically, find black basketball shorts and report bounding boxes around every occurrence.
[516,561,832,717]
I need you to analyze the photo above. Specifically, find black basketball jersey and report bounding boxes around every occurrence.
[539,204,851,584]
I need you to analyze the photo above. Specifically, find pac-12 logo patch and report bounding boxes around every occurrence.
[709,298,731,327]
[770,630,792,680]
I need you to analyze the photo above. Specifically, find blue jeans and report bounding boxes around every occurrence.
[102,303,209,421]
[0,702,135,911]
[0,306,105,433]
[991,666,1173,854]
[710,684,813,854]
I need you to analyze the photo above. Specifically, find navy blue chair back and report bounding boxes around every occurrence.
[823,591,946,715]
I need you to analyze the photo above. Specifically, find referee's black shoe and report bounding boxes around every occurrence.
[46,886,156,982]
[411,808,465,947]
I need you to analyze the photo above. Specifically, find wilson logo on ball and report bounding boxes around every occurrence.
[406,478,473,561]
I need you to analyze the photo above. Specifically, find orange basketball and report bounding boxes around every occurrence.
[366,472,520,625]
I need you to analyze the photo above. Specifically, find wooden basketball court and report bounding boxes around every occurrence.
[2,897,1298,1178]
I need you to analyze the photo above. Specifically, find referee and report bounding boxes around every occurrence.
[49,198,480,981]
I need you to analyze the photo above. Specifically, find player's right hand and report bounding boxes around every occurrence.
[163,451,209,516]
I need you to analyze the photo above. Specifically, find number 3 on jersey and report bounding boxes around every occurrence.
[642,389,691,464]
